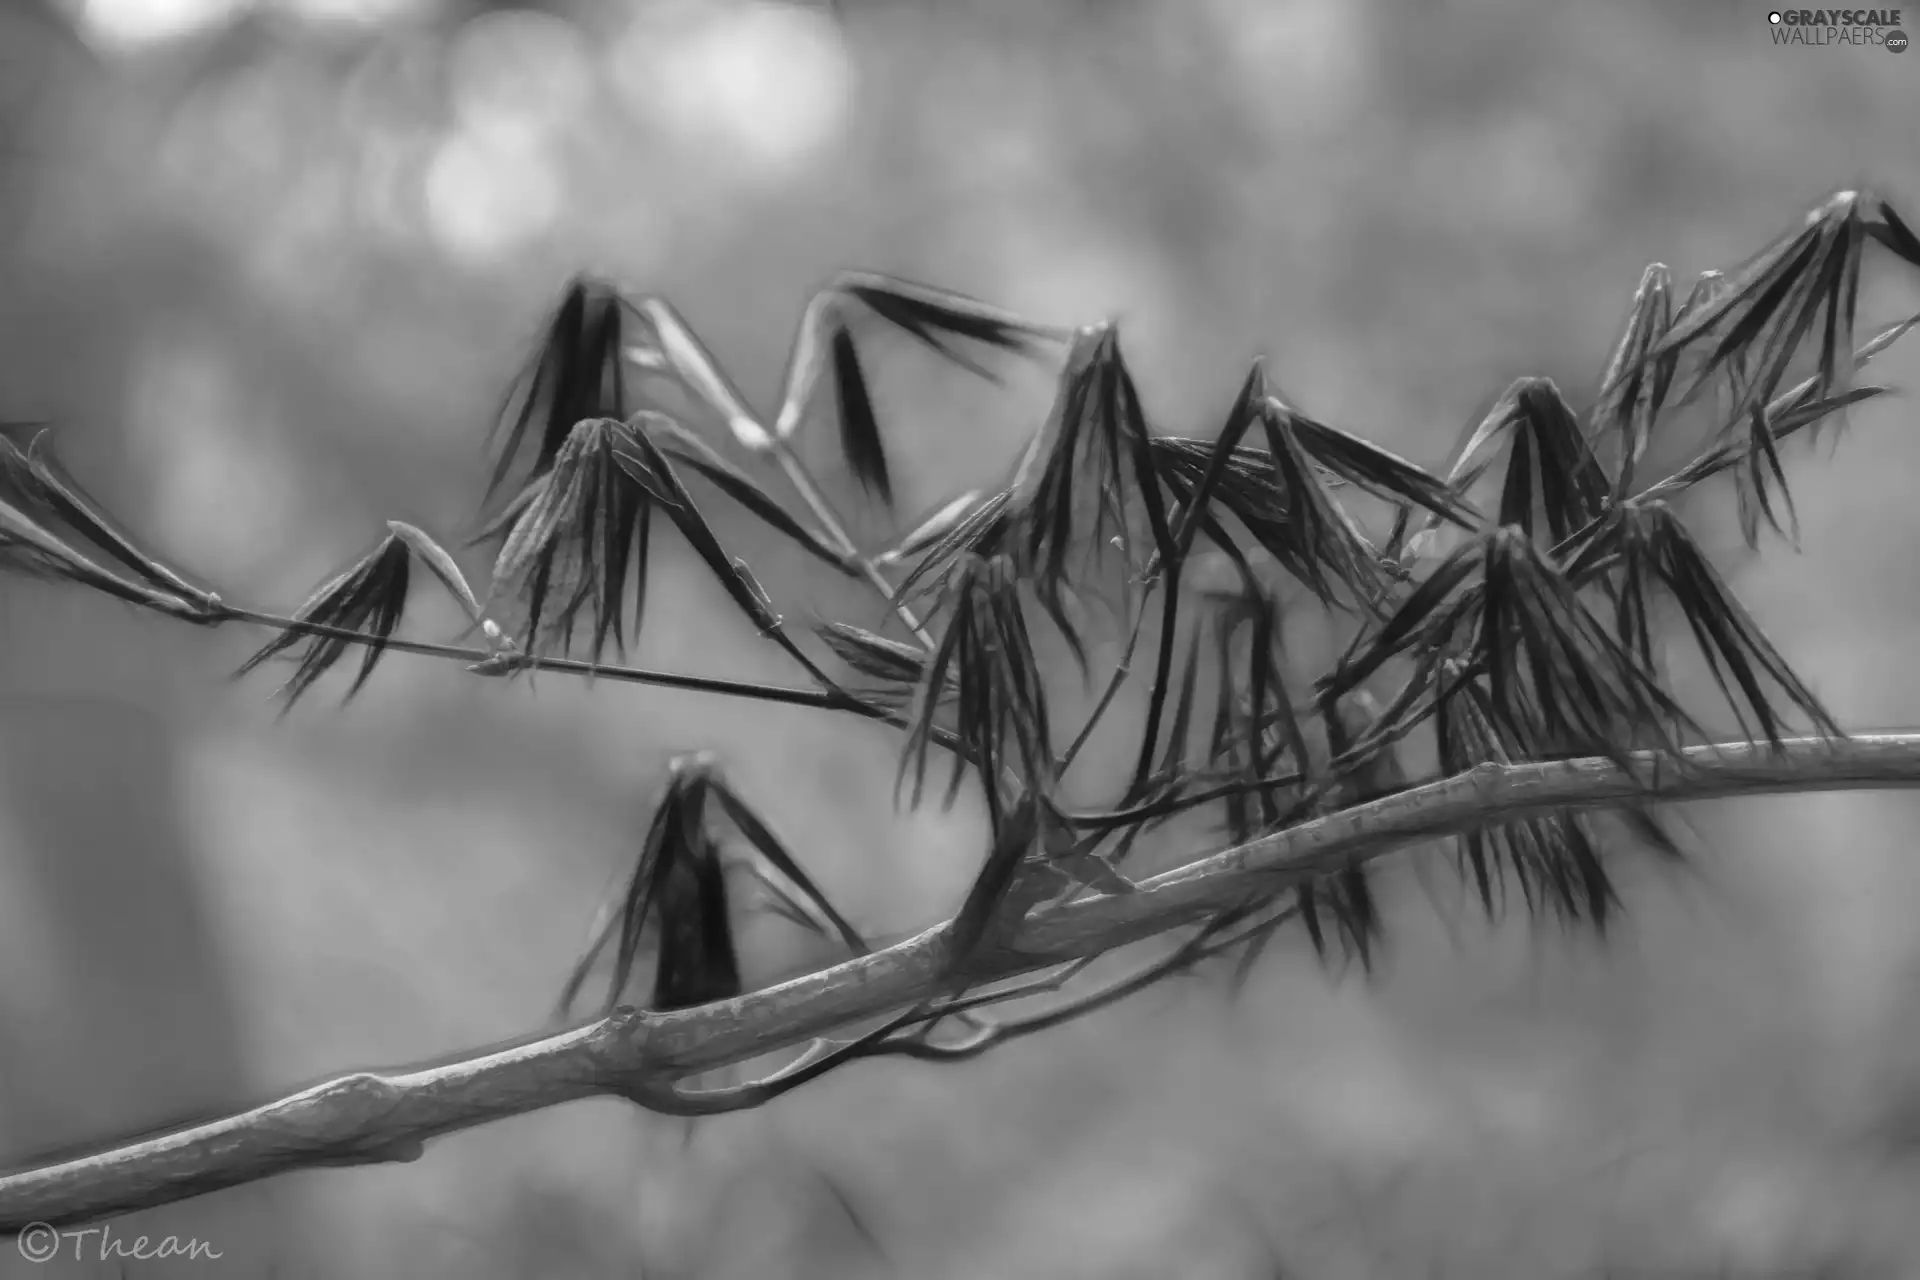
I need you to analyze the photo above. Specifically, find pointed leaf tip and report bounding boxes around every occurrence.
[238,532,413,710]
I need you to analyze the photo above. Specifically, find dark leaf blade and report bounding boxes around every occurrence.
[237,532,413,710]
[831,324,892,505]
[1285,407,1476,530]
[842,273,1062,376]
[1658,384,1885,496]
[1867,197,1920,269]
[1322,535,1485,701]
[614,419,800,652]
[1169,361,1269,560]
[1591,262,1675,497]
[1252,400,1384,609]
[559,770,693,1017]
[649,419,858,575]
[707,780,869,955]
[0,495,187,610]
[946,795,1042,977]
[487,277,627,499]
[1625,502,1841,744]
[648,795,744,1013]
[487,417,654,659]
[0,430,210,606]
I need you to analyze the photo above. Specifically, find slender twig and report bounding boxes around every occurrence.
[216,605,870,713]
[7,733,1919,1230]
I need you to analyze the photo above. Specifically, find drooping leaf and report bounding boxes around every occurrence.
[1275,402,1475,532]
[1476,526,1696,764]
[0,429,210,608]
[1566,501,1841,746]
[1590,262,1677,497]
[1321,533,1485,700]
[1867,196,1920,268]
[1255,399,1391,609]
[614,417,827,679]
[0,495,190,612]
[237,531,412,709]
[831,322,892,505]
[1476,378,1612,547]
[1653,384,1885,499]
[387,521,484,624]
[488,416,653,659]
[556,761,743,1018]
[1017,324,1169,662]
[898,554,1053,832]
[706,778,869,956]
[648,418,860,575]
[488,277,628,499]
[1121,365,1270,802]
[817,620,927,687]
[842,273,1062,379]
[1434,674,1626,930]
[1637,192,1883,534]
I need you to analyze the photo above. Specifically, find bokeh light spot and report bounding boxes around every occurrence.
[613,0,851,176]
[69,0,253,50]
[423,129,561,264]
[447,8,593,144]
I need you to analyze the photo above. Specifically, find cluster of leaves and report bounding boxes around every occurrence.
[5,189,1919,1050]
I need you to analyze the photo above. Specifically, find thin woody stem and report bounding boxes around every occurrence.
[8,733,1920,1229]
[217,605,865,713]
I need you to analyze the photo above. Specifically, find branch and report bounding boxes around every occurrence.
[7,732,1920,1230]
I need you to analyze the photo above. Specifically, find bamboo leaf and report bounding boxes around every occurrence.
[386,521,483,623]
[707,779,869,956]
[237,532,412,709]
[632,296,772,450]
[0,496,189,612]
[831,323,892,505]
[488,277,628,498]
[488,417,653,658]
[875,491,984,567]
[1591,262,1676,497]
[817,620,926,686]
[842,273,1063,379]
[0,429,210,607]
[649,418,859,575]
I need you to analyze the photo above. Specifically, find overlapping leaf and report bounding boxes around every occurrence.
[1433,669,1622,929]
[1454,378,1610,548]
[488,416,653,658]
[1590,262,1677,497]
[647,417,858,574]
[816,619,933,710]
[558,759,866,1017]
[898,554,1054,833]
[1564,501,1841,746]
[0,429,209,612]
[840,273,1061,376]
[487,276,628,499]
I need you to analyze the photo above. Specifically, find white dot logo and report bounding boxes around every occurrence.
[1769,10,1782,22]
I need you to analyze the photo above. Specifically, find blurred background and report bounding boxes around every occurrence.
[1,0,1919,1276]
